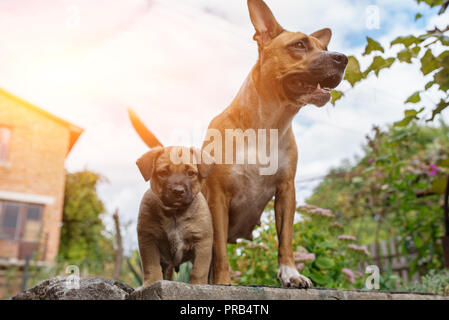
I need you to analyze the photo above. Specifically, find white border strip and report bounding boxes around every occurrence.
[0,190,54,205]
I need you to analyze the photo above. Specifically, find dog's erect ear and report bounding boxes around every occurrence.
[310,28,332,48]
[136,147,164,182]
[248,0,284,47]
[191,148,216,179]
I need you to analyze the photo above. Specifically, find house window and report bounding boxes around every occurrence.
[0,202,20,239]
[0,127,11,162]
[0,201,43,242]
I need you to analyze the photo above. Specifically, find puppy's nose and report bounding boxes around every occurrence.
[330,52,348,68]
[171,185,186,197]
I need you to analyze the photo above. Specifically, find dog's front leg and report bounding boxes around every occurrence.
[190,238,213,284]
[208,192,232,285]
[274,179,312,288]
[139,239,163,287]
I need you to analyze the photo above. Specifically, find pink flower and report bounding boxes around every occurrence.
[342,268,355,284]
[426,164,438,176]
[338,235,357,241]
[347,244,370,256]
[376,171,382,177]
[297,205,335,218]
[294,252,316,262]
[234,271,241,277]
[368,158,374,163]
[331,222,344,229]
[296,263,305,271]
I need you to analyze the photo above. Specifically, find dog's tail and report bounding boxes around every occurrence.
[127,108,164,148]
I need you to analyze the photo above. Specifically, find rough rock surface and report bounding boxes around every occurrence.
[12,276,134,300]
[128,280,449,300]
[12,277,449,300]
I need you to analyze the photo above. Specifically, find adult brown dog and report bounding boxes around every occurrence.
[136,147,215,286]
[130,0,347,288]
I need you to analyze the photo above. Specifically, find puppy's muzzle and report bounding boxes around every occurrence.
[171,184,187,198]
[162,182,194,209]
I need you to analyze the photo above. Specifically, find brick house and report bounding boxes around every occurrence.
[0,88,82,265]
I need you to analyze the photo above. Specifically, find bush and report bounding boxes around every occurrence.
[227,204,371,289]
[404,269,449,295]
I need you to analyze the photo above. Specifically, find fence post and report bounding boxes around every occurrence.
[21,255,31,292]
[443,175,449,268]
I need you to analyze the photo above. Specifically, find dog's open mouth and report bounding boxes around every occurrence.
[297,81,332,95]
[282,72,343,106]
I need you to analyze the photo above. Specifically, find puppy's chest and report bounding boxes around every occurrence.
[161,218,196,265]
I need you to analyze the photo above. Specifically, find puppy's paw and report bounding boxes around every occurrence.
[277,264,312,289]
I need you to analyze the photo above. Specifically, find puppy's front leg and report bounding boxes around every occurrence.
[275,179,312,288]
[139,239,163,287]
[190,238,213,284]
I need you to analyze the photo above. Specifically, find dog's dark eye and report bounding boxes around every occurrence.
[158,170,168,178]
[295,41,306,50]
[187,170,196,177]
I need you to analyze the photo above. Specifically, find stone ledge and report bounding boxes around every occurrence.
[11,277,449,300]
[128,280,449,300]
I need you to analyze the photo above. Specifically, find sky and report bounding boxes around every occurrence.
[1,0,448,250]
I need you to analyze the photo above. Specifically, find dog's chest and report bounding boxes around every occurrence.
[161,217,194,266]
[226,146,289,241]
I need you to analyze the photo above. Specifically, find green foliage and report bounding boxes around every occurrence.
[404,269,449,295]
[227,205,369,289]
[344,56,364,87]
[363,37,384,56]
[307,121,449,278]
[333,1,449,122]
[58,170,114,270]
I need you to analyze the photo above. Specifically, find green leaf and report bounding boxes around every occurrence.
[439,158,449,168]
[364,56,396,77]
[434,68,449,91]
[391,35,421,48]
[415,13,423,20]
[428,99,449,121]
[308,270,331,286]
[331,90,344,105]
[363,37,385,56]
[415,237,423,249]
[344,56,364,87]
[421,49,440,75]
[397,46,421,63]
[375,156,391,165]
[405,91,421,104]
[430,177,448,194]
[394,108,424,127]
[425,81,436,90]
[398,49,413,63]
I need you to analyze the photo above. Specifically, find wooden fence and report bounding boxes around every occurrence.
[366,237,421,284]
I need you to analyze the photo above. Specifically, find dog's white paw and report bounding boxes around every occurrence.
[277,265,312,288]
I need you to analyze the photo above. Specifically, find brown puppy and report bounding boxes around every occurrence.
[129,0,347,288]
[136,146,215,287]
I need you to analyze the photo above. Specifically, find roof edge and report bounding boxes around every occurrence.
[0,87,83,155]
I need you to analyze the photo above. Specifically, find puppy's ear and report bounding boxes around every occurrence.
[136,147,163,182]
[248,0,284,47]
[310,28,332,48]
[191,148,216,179]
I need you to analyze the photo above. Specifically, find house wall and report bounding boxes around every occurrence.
[0,93,70,262]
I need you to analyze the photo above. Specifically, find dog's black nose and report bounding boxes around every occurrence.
[330,52,348,68]
[171,185,186,197]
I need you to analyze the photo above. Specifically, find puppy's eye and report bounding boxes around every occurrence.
[158,170,168,178]
[187,170,196,177]
[295,41,306,50]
